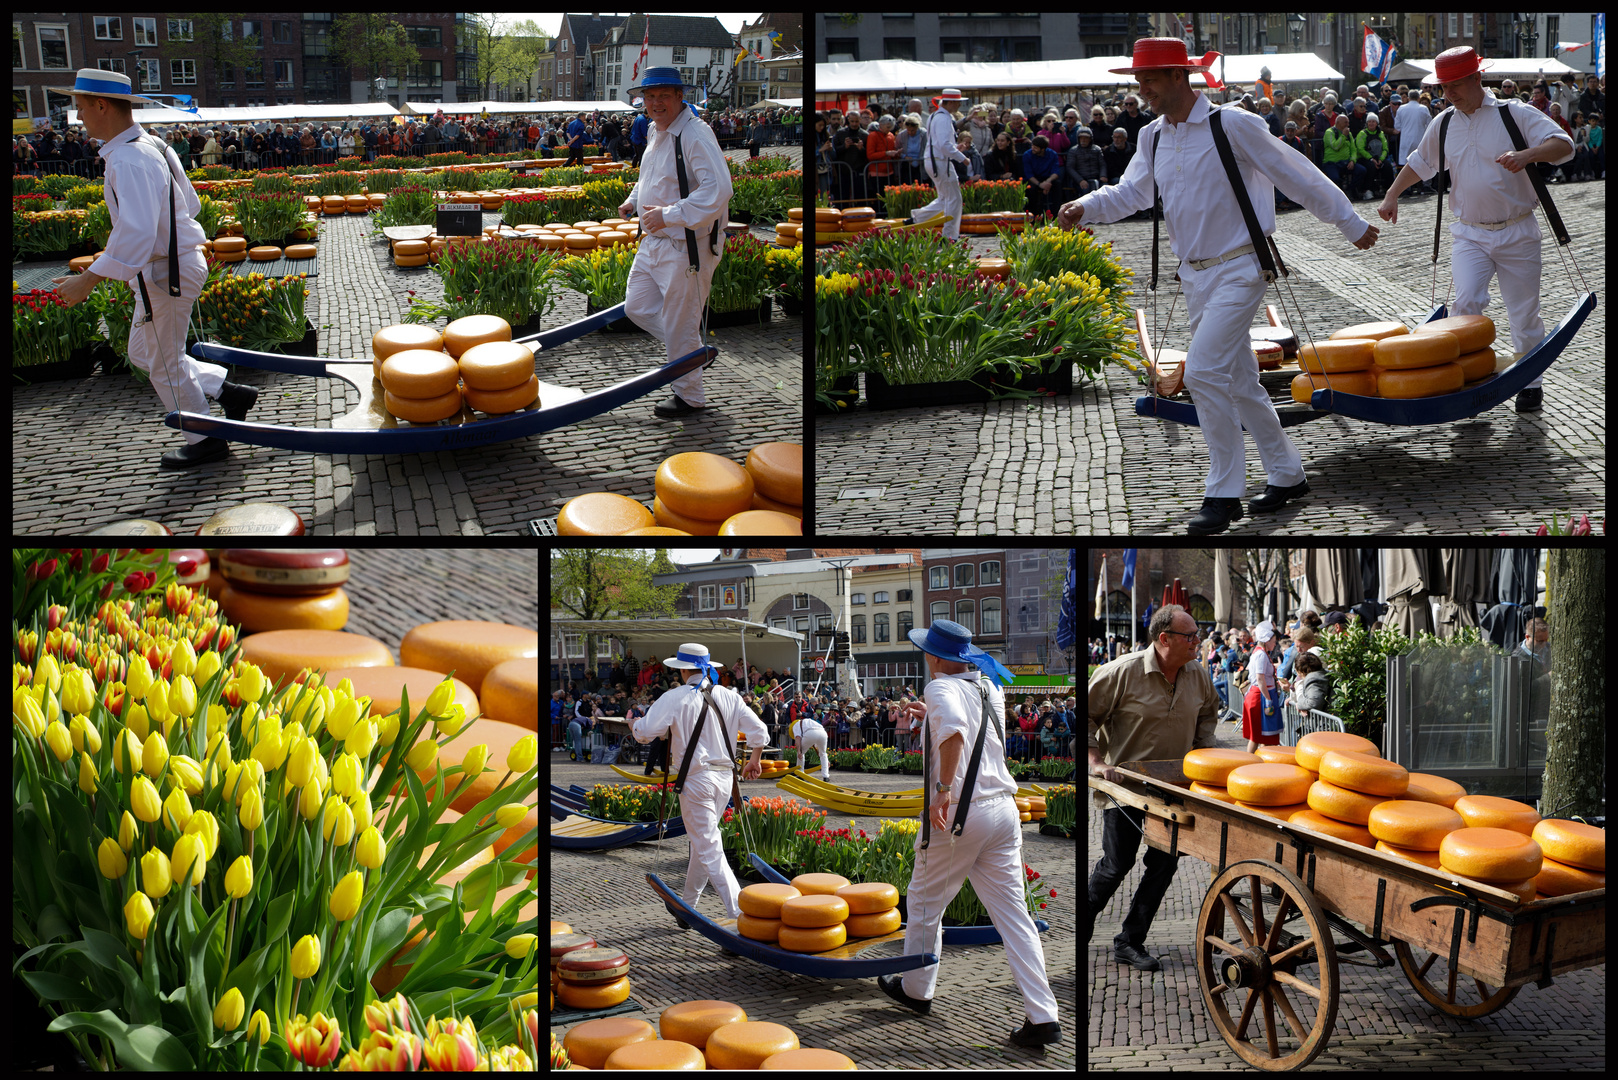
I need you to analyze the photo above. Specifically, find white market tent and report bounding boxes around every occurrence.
[1387,55,1585,84]
[815,53,1344,98]
[405,99,635,116]
[70,101,400,129]
[553,618,806,685]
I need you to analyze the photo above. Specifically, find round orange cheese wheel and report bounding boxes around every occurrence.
[653,496,723,536]
[738,883,801,918]
[535,232,565,249]
[1244,800,1312,822]
[706,1022,800,1070]
[1305,779,1387,826]
[842,907,901,938]
[1414,314,1495,353]
[603,1039,706,1070]
[789,872,851,895]
[463,375,539,415]
[1254,745,1301,768]
[220,583,348,633]
[324,665,478,724]
[394,239,429,257]
[458,339,534,391]
[625,525,691,535]
[564,233,596,250]
[656,452,756,523]
[70,254,98,273]
[836,881,899,914]
[564,1016,657,1070]
[1182,747,1262,784]
[1376,361,1464,399]
[750,489,803,518]
[1453,794,1541,835]
[480,656,539,730]
[734,912,782,942]
[385,386,463,423]
[1297,338,1375,373]
[213,236,247,254]
[1366,800,1465,851]
[1454,346,1497,382]
[779,893,849,928]
[1294,730,1379,772]
[1374,330,1459,369]
[1317,749,1410,797]
[597,230,632,245]
[1439,826,1543,882]
[372,324,445,365]
[572,220,603,229]
[1190,780,1239,804]
[660,1000,748,1050]
[442,314,512,358]
[1533,858,1605,897]
[284,243,317,259]
[394,252,430,267]
[214,250,247,263]
[744,442,803,505]
[381,349,460,399]
[1530,819,1605,871]
[400,620,539,696]
[1225,763,1314,806]
[1287,808,1377,847]
[408,714,534,813]
[776,922,847,953]
[557,492,654,536]
[1403,773,1467,809]
[1376,839,1445,868]
[760,1047,858,1070]
[237,629,393,686]
[1331,320,1409,342]
[717,510,801,536]
[249,246,282,261]
[1291,369,1378,404]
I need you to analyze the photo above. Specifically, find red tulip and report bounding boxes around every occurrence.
[286,1012,342,1067]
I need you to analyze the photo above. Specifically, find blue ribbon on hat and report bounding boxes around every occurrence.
[675,648,721,684]
[908,620,1017,686]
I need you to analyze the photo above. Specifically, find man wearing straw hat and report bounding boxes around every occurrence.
[880,620,1062,1049]
[908,89,970,240]
[632,642,769,924]
[1059,40,1379,535]
[1376,46,1575,413]
[618,66,733,419]
[46,68,259,469]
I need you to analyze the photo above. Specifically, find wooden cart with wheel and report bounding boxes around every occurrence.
[1091,759,1605,1072]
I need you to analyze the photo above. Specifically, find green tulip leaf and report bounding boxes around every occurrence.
[48,1009,196,1070]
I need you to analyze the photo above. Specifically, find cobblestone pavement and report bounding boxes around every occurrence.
[336,547,537,654]
[551,751,1076,1069]
[817,181,1605,536]
[13,147,802,536]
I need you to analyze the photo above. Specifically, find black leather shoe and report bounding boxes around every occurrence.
[1186,497,1244,535]
[159,437,230,469]
[1007,1017,1064,1047]
[653,394,706,418]
[1514,387,1542,412]
[217,380,259,421]
[1249,479,1310,513]
[876,972,932,1015]
[1114,942,1161,971]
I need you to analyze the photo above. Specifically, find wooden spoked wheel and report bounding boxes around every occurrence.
[1393,940,1521,1017]
[1196,860,1338,1072]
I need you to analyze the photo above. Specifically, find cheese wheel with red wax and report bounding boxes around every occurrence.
[220,548,349,595]
[220,583,349,633]
[400,620,539,696]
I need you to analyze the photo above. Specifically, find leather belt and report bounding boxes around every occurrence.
[1187,243,1256,271]
[1453,209,1534,231]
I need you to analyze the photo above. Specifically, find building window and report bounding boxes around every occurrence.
[954,563,974,588]
[929,566,948,590]
[982,597,1002,635]
[955,599,975,634]
[852,615,865,644]
[874,612,889,643]
[980,560,1001,584]
[930,601,949,625]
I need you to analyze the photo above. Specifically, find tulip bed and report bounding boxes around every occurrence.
[11,551,538,1070]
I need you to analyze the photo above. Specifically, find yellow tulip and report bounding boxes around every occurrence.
[356,825,387,869]
[194,649,221,689]
[239,785,264,831]
[504,933,537,959]
[344,717,377,758]
[97,837,128,879]
[70,713,102,754]
[163,786,194,832]
[460,743,489,784]
[130,774,162,822]
[329,870,363,922]
[348,787,373,832]
[405,739,437,772]
[225,854,253,899]
[14,689,46,739]
[507,734,538,773]
[322,796,355,846]
[171,833,205,887]
[299,777,324,821]
[44,718,73,763]
[169,674,198,719]
[118,809,138,852]
[424,677,456,718]
[495,803,529,830]
[287,735,318,787]
[125,701,150,741]
[248,1010,271,1046]
[331,751,361,798]
[185,809,219,859]
[290,934,321,978]
[78,752,99,794]
[432,703,467,738]
[141,846,173,899]
[237,662,266,704]
[34,652,62,694]
[213,986,244,1031]
[124,891,154,940]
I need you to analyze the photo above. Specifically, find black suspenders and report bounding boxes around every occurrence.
[104,130,181,322]
[673,132,723,276]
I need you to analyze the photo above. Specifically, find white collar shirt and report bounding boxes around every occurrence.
[1403,95,1574,226]
[922,670,1019,802]
[926,107,967,172]
[628,106,733,237]
[633,675,769,769]
[1078,91,1368,263]
[91,122,206,283]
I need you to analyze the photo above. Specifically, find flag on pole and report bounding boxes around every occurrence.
[632,16,650,82]
[1362,25,1397,85]
[1094,555,1107,621]
[1058,549,1077,650]
[1120,549,1137,591]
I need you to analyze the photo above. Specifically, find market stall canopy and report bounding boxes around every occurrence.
[553,617,806,677]
[411,99,636,116]
[815,53,1343,96]
[70,100,400,128]
[1388,55,1586,82]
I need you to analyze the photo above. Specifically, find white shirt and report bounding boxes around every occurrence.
[789,716,826,740]
[1392,99,1432,166]
[921,670,1018,802]
[1403,95,1574,226]
[627,106,733,241]
[91,122,207,284]
[632,675,769,769]
[1247,646,1276,691]
[925,107,967,175]
[1079,91,1369,263]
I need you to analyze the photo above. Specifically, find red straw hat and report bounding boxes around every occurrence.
[1109,38,1213,76]
[1423,45,1492,86]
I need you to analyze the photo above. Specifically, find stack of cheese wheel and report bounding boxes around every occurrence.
[1402,772,1467,808]
[1530,819,1605,896]
[1181,747,1261,803]
[735,882,800,943]
[745,442,803,519]
[1308,747,1408,834]
[381,348,463,423]
[217,548,352,632]
[1371,329,1464,398]
[393,238,430,267]
[836,881,901,938]
[1331,320,1410,343]
[345,194,370,214]
[1289,731,1385,845]
[459,339,539,414]
[654,452,756,536]
[1439,827,1543,890]
[814,206,842,239]
[555,945,632,1010]
[1293,337,1378,402]
[659,1000,748,1054]
[841,207,876,234]
[443,314,512,360]
[213,236,248,263]
[557,492,655,536]
[1412,314,1497,384]
[322,195,348,216]
[236,628,393,687]
[777,891,850,953]
[563,1017,657,1070]
[1225,763,1314,818]
[372,323,446,378]
[1367,800,1466,868]
[706,1021,800,1070]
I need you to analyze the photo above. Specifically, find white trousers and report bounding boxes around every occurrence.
[625,230,721,407]
[128,249,226,445]
[912,169,962,240]
[675,769,746,918]
[900,794,1060,1025]
[1178,252,1306,498]
[1449,217,1546,390]
[797,731,830,779]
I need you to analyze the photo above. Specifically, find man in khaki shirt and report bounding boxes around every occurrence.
[1087,604,1221,969]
